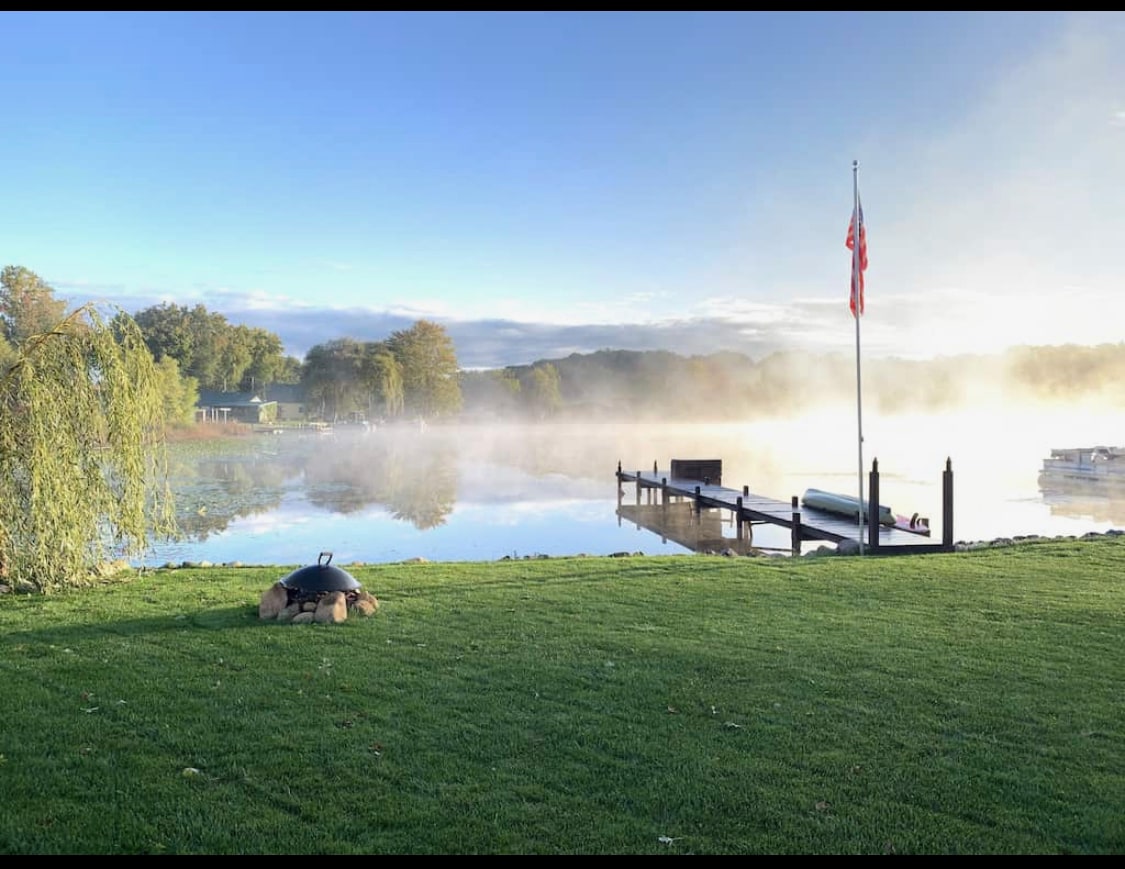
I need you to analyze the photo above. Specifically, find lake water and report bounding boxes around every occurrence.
[134,403,1125,568]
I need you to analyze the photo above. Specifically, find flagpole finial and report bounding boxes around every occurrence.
[853,159,858,170]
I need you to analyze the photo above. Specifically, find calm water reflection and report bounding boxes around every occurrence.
[136,408,1125,567]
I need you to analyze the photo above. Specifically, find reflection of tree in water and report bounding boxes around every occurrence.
[162,445,299,541]
[302,430,458,529]
[381,444,458,529]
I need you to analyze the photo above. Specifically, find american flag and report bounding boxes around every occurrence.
[846,199,867,317]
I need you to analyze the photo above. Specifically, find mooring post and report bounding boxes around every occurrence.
[942,457,954,550]
[661,477,668,514]
[694,485,702,517]
[616,461,624,509]
[736,495,744,540]
[635,471,641,505]
[867,457,880,553]
[791,495,801,556]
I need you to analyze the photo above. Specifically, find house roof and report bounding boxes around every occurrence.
[264,383,305,403]
[196,390,274,408]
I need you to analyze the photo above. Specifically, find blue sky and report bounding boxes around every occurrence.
[2,11,1123,368]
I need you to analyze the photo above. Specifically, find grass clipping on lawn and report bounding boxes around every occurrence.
[0,537,1122,854]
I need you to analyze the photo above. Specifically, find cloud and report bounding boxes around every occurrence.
[180,295,885,368]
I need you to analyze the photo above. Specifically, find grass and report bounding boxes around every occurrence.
[1,537,1122,854]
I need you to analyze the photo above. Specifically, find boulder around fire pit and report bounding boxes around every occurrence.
[258,552,379,624]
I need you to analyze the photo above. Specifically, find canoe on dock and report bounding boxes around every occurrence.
[801,488,895,526]
[801,488,929,535]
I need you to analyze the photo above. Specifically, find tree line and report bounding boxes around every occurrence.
[0,266,470,427]
[7,262,1125,431]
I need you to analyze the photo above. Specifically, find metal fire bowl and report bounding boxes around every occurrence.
[279,551,361,593]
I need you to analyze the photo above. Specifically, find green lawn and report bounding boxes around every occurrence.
[1,537,1122,854]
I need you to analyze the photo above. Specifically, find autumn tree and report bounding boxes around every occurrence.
[385,320,462,419]
[153,355,201,426]
[240,327,297,392]
[274,354,302,385]
[361,344,405,419]
[215,324,253,392]
[300,338,367,420]
[1,265,69,345]
[133,301,193,362]
[0,333,15,375]
[298,321,461,422]
[0,302,176,593]
[133,302,292,393]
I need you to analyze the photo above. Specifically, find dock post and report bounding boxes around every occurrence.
[867,458,880,553]
[661,477,668,514]
[736,495,744,541]
[635,471,642,505]
[616,461,624,509]
[791,495,801,556]
[942,457,954,550]
[694,485,702,517]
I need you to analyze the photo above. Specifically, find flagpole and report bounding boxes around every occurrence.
[852,159,865,555]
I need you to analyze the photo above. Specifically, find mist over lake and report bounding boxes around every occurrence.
[134,400,1125,568]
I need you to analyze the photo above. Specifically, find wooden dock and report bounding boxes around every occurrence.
[616,459,955,556]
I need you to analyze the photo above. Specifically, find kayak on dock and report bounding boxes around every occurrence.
[801,488,896,526]
[801,488,930,536]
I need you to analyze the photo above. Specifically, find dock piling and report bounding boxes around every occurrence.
[791,495,801,556]
[942,457,954,549]
[867,458,880,553]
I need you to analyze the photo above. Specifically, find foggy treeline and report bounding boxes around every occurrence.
[9,261,1119,426]
[461,344,1125,422]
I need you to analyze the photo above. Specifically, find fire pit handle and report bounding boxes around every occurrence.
[318,551,334,567]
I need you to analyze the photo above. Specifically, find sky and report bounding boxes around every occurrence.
[1,11,1123,369]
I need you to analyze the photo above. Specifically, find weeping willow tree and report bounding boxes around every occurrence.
[0,304,177,593]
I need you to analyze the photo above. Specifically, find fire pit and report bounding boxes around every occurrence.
[281,551,361,595]
[259,552,379,624]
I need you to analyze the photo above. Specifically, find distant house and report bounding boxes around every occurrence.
[261,383,307,422]
[195,390,278,424]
